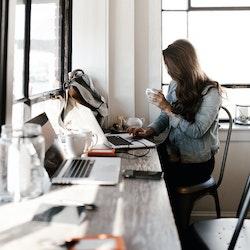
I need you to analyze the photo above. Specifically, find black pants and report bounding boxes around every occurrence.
[164,157,215,189]
[156,142,215,187]
[157,144,215,248]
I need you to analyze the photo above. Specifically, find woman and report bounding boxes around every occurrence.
[128,39,222,233]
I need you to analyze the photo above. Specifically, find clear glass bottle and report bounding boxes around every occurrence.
[23,123,46,199]
[8,123,46,201]
[0,125,13,202]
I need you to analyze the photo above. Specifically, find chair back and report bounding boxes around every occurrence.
[236,174,250,217]
[228,175,250,250]
[216,106,233,188]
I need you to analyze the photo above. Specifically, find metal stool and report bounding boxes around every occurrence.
[175,106,233,232]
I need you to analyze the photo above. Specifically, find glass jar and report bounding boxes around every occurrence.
[1,124,13,140]
[7,123,46,201]
[234,104,250,125]
[0,125,13,202]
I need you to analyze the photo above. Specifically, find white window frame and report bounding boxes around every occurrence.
[161,0,250,121]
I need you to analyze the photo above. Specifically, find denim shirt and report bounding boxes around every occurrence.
[149,81,222,163]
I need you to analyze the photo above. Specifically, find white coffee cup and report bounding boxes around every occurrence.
[145,88,158,97]
[78,129,98,153]
[65,133,88,157]
[126,117,144,128]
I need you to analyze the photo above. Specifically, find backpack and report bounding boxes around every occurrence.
[59,69,108,130]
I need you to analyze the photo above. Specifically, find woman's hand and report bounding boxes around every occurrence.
[127,127,155,138]
[147,90,172,113]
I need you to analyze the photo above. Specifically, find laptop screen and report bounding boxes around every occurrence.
[26,112,65,178]
[62,102,108,146]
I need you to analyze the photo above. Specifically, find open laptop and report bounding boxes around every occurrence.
[61,102,156,149]
[104,133,156,149]
[27,113,121,185]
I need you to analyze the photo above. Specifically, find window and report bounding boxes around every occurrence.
[12,0,72,129]
[191,0,250,8]
[14,0,25,100]
[29,0,61,95]
[0,0,9,129]
[162,0,250,118]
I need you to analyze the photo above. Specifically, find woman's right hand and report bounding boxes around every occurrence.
[127,127,155,138]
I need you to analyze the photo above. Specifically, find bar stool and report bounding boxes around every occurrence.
[175,106,233,232]
[188,175,250,250]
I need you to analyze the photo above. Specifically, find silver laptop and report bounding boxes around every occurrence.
[50,156,121,185]
[27,113,121,185]
[58,101,156,149]
[63,106,156,149]
[104,133,156,149]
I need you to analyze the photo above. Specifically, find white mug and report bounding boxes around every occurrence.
[65,133,88,157]
[79,129,98,153]
[126,117,144,128]
[145,88,158,97]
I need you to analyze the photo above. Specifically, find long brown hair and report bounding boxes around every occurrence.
[162,39,220,122]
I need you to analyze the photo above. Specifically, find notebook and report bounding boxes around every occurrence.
[27,113,121,185]
[60,102,156,149]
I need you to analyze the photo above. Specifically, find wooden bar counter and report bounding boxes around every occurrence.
[0,148,181,250]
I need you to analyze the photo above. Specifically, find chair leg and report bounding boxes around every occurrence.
[212,191,221,218]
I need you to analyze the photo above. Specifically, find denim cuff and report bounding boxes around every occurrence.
[169,113,181,128]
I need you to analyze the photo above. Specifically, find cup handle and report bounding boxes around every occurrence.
[91,133,98,148]
[140,117,145,125]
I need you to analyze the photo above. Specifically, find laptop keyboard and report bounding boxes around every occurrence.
[62,159,94,178]
[107,135,132,146]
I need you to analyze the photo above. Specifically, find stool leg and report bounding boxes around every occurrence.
[212,191,221,218]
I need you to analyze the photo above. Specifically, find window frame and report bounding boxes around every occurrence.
[161,0,250,89]
[14,0,72,107]
[0,0,9,129]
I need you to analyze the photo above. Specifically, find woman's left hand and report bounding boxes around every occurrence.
[147,91,172,113]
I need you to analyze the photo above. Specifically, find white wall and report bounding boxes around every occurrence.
[72,0,108,100]
[108,0,135,123]
[72,0,162,126]
[147,0,162,123]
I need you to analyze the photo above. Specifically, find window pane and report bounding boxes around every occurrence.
[162,11,187,84]
[13,1,25,100]
[29,0,61,95]
[188,11,250,85]
[162,12,187,49]
[12,103,25,129]
[162,0,188,10]
[191,0,250,7]
[220,87,250,120]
